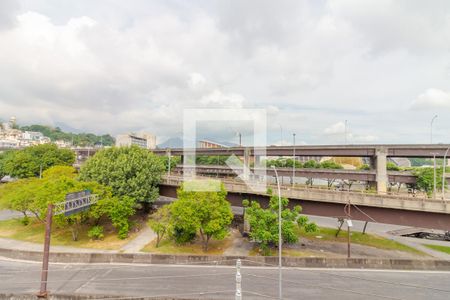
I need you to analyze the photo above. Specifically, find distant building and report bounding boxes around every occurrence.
[198,139,239,148]
[115,132,156,149]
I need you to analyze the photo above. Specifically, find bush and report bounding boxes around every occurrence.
[20,215,30,226]
[88,226,104,240]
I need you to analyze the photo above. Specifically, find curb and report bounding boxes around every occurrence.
[0,247,449,271]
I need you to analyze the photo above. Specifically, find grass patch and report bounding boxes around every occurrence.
[298,226,424,255]
[249,247,319,257]
[142,234,233,255]
[0,218,140,250]
[0,184,10,209]
[423,244,450,255]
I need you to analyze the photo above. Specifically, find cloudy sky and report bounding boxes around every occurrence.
[1,0,450,145]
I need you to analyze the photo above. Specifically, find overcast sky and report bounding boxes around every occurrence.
[0,0,449,145]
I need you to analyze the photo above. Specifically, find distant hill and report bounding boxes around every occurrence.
[19,124,115,147]
[158,137,183,148]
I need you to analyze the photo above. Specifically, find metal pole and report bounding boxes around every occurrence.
[431,115,438,144]
[235,259,242,300]
[347,220,351,258]
[292,133,296,188]
[433,154,437,199]
[443,147,450,200]
[239,133,242,147]
[271,166,282,300]
[38,204,53,297]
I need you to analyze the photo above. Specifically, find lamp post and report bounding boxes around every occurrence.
[431,115,438,144]
[292,133,296,188]
[271,165,282,300]
[431,153,438,199]
[442,147,450,200]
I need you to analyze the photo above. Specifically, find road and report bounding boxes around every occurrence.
[1,258,449,299]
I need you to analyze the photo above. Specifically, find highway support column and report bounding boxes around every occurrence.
[375,147,388,194]
[243,147,251,180]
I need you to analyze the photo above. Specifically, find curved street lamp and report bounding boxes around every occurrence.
[431,115,438,144]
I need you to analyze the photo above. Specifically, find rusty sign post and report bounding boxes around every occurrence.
[37,191,98,298]
[37,204,53,298]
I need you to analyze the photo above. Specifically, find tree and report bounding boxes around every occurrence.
[414,167,444,197]
[2,144,75,178]
[170,182,233,251]
[243,190,317,255]
[79,146,165,210]
[148,205,171,247]
[1,165,131,240]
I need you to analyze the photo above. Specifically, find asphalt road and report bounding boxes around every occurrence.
[1,258,449,300]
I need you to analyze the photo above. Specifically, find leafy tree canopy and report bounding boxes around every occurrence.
[243,190,317,255]
[2,144,75,178]
[169,181,233,251]
[78,146,165,205]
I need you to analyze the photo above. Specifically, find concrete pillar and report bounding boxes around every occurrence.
[243,148,251,180]
[375,147,388,194]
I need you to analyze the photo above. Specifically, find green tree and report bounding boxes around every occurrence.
[243,190,316,255]
[1,165,131,239]
[148,205,171,247]
[79,146,165,210]
[2,144,75,178]
[170,182,233,251]
[414,167,444,197]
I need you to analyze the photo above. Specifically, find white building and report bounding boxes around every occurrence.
[115,132,156,149]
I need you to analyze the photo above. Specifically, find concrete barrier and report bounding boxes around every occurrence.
[0,247,449,271]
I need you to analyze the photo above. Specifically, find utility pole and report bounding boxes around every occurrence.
[292,133,296,188]
[38,204,53,298]
[430,115,438,144]
[431,153,438,199]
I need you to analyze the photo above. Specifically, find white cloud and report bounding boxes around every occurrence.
[0,0,450,144]
[324,122,346,135]
[411,88,450,110]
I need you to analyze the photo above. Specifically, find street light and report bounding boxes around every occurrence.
[431,152,438,199]
[271,165,282,300]
[292,133,296,188]
[442,147,450,200]
[431,115,438,144]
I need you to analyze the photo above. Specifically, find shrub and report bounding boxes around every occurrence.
[88,226,104,240]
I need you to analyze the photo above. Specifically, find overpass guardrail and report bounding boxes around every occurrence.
[161,175,450,215]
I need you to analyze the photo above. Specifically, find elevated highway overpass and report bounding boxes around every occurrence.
[159,175,450,231]
[73,144,450,194]
[171,165,423,185]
